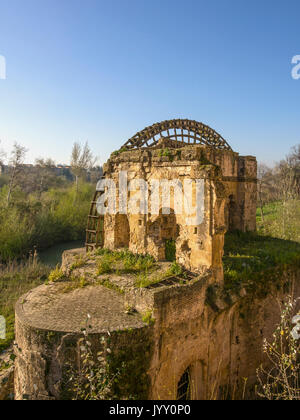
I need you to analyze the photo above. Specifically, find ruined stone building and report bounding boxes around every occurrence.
[86,119,257,274]
[13,120,299,400]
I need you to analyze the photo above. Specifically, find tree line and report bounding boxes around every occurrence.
[258,144,300,218]
[257,144,300,242]
[0,141,100,262]
[0,141,101,204]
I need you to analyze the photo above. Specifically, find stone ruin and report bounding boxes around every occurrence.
[12,120,299,400]
[85,119,257,275]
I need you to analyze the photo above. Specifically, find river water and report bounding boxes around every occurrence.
[38,241,84,267]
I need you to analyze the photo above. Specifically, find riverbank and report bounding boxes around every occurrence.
[0,183,93,263]
[39,241,84,267]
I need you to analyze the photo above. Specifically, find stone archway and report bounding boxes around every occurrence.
[148,208,179,261]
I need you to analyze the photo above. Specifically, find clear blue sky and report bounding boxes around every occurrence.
[0,0,299,166]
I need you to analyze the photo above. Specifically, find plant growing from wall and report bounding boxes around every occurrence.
[110,147,128,157]
[48,266,65,282]
[158,148,174,161]
[142,310,155,325]
[66,317,120,400]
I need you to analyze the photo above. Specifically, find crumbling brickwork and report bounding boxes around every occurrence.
[95,143,257,275]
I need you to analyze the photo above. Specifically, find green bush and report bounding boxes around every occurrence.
[0,183,94,262]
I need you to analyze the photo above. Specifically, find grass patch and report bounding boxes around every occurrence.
[0,258,50,352]
[70,255,87,271]
[135,261,183,288]
[95,248,184,288]
[95,249,155,276]
[223,230,300,294]
[257,200,300,243]
[96,277,124,295]
[60,275,88,293]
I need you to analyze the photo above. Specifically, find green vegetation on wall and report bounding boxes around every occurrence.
[165,239,176,262]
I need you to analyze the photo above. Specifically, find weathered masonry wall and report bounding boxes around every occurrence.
[148,268,300,400]
[13,289,154,401]
[102,146,257,274]
[13,265,300,400]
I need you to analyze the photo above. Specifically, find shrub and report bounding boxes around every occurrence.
[0,183,93,263]
[256,296,300,400]
[65,318,120,400]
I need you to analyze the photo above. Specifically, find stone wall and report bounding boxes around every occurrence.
[0,348,14,400]
[101,145,257,274]
[14,289,154,400]
[148,268,300,399]
[13,254,300,400]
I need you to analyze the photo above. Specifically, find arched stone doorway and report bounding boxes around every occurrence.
[148,208,179,261]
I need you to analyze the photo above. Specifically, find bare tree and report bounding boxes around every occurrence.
[275,144,300,201]
[257,163,270,223]
[6,143,27,205]
[35,157,56,197]
[70,142,97,195]
[289,144,300,196]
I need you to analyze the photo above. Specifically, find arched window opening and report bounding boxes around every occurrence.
[177,368,191,400]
